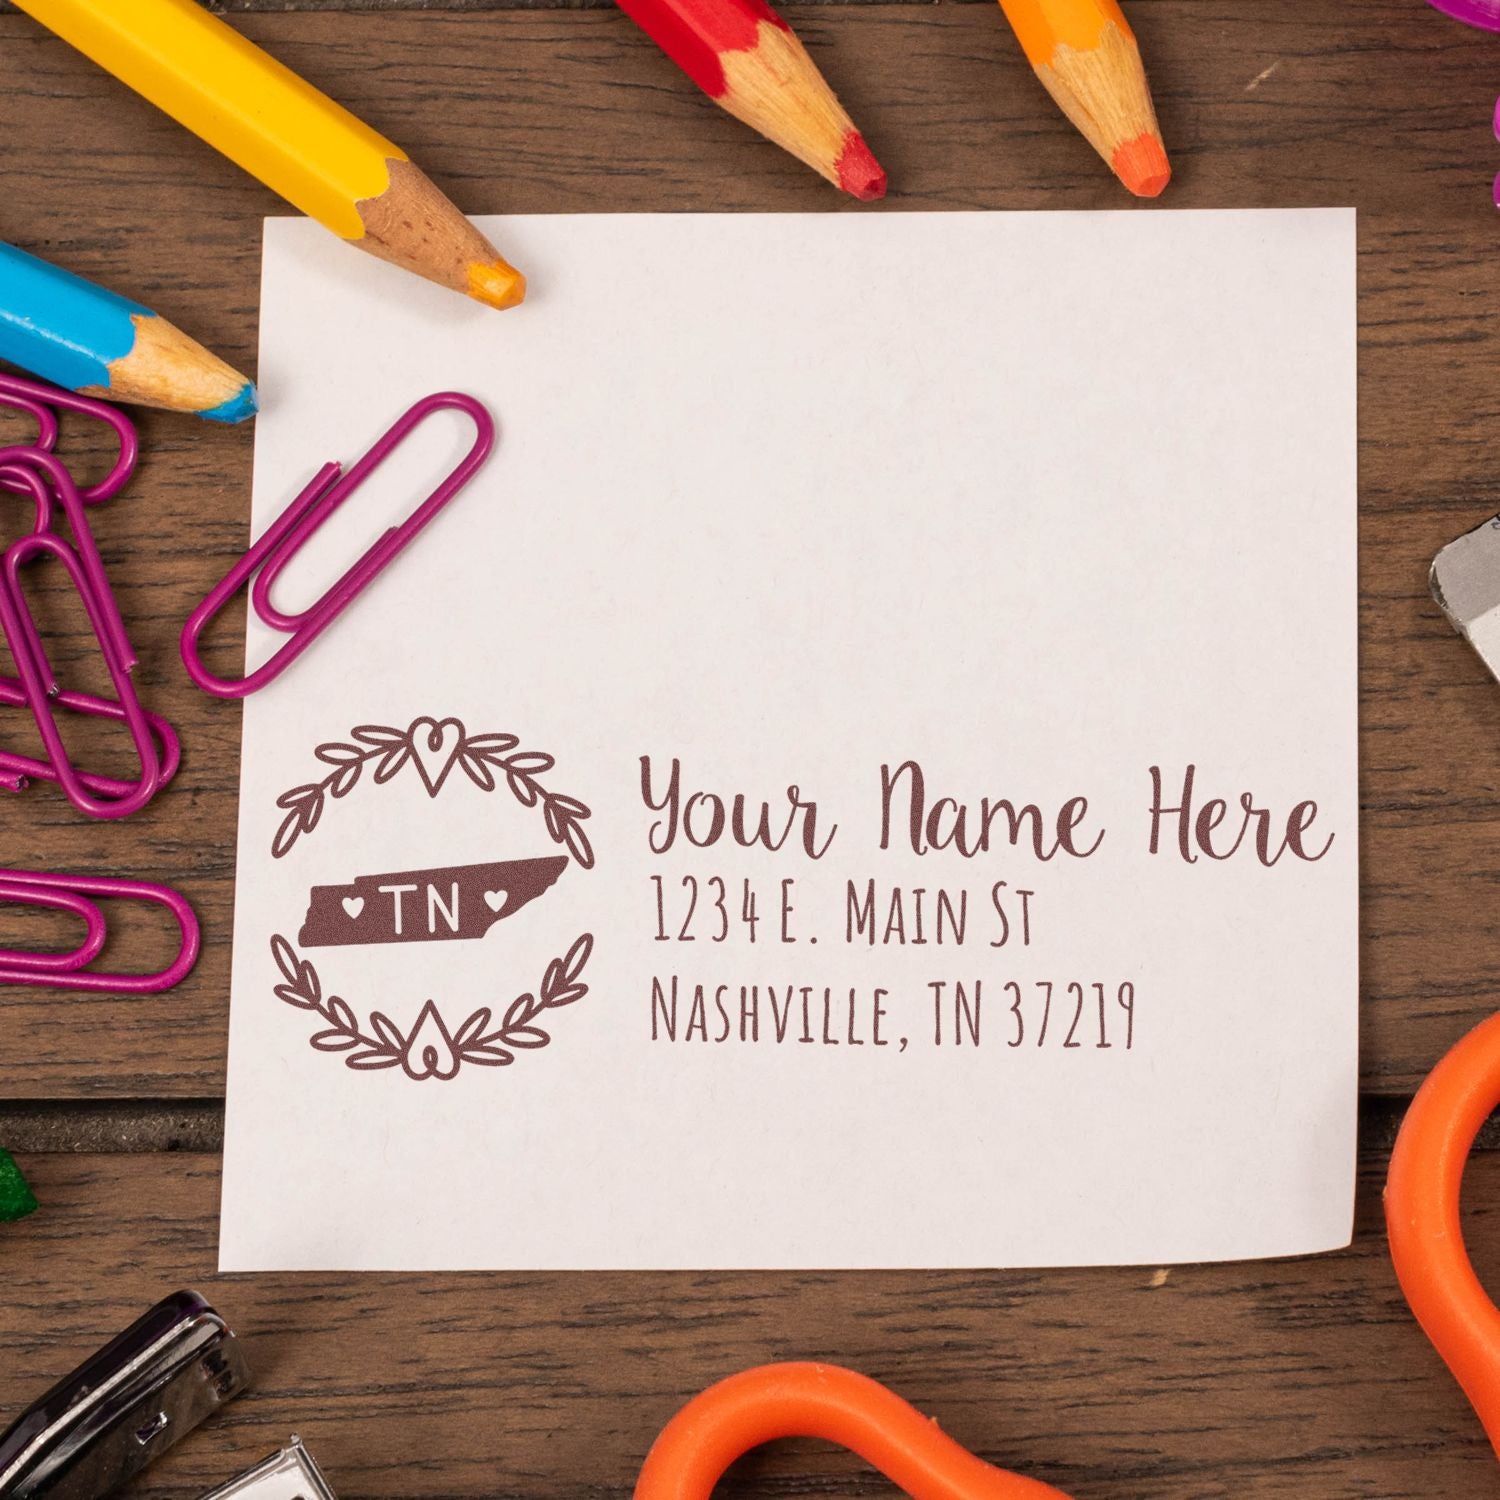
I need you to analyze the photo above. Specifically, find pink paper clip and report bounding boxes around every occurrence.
[181,391,494,699]
[0,450,165,819]
[0,372,138,505]
[0,675,180,799]
[0,876,105,974]
[0,868,200,993]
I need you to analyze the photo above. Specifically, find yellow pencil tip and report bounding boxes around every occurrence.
[469,259,527,310]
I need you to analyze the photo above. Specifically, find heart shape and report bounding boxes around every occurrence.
[407,716,465,798]
[399,1000,462,1082]
[341,896,365,920]
[483,889,508,914]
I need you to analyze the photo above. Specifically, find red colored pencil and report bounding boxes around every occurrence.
[615,0,887,200]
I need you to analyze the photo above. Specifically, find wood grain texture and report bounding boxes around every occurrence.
[0,1147,1495,1500]
[0,1095,1469,1155]
[0,2,1498,1098]
[1,8,1497,1494]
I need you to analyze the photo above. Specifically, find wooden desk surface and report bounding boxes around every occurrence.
[3,2,1500,1495]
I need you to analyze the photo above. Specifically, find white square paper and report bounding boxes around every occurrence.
[220,209,1357,1271]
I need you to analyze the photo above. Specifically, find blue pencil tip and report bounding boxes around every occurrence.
[202,382,258,424]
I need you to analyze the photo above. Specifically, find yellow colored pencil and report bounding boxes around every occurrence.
[996,0,1170,198]
[12,0,526,310]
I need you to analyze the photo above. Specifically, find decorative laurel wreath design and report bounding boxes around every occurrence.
[270,714,595,1081]
[271,717,593,867]
[270,931,594,1081]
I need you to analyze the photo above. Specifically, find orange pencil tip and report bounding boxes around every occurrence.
[1111,133,1171,198]
[468,258,527,310]
[835,132,888,202]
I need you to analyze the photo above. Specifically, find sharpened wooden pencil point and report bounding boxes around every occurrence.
[836,131,887,201]
[0,239,257,422]
[13,0,529,312]
[616,0,887,199]
[470,263,528,311]
[80,312,259,421]
[358,158,527,312]
[1112,131,1170,197]
[997,0,1170,198]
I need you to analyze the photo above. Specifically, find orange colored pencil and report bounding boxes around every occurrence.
[615,0,886,200]
[996,0,1169,198]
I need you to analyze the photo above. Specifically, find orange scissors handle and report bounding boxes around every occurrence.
[1387,1009,1500,1456]
[633,1363,1074,1500]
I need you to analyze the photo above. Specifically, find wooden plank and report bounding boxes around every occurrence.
[1,3,1499,1095]
[0,1094,1460,1155]
[0,1145,1491,1500]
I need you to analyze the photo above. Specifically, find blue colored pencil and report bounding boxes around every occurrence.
[0,240,256,423]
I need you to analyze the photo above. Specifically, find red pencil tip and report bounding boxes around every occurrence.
[1111,132,1171,198]
[836,131,887,202]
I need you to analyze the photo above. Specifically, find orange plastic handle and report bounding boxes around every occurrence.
[633,1363,1075,1500]
[1387,1009,1500,1457]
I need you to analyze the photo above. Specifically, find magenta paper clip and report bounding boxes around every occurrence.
[181,391,494,699]
[0,389,58,455]
[0,372,138,504]
[0,676,180,800]
[1429,0,1500,27]
[1493,95,1500,209]
[0,452,164,819]
[0,877,106,974]
[0,869,200,993]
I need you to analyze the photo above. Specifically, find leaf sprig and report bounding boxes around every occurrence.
[272,718,593,866]
[270,931,595,1078]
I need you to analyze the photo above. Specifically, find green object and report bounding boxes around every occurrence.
[0,1148,37,1222]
